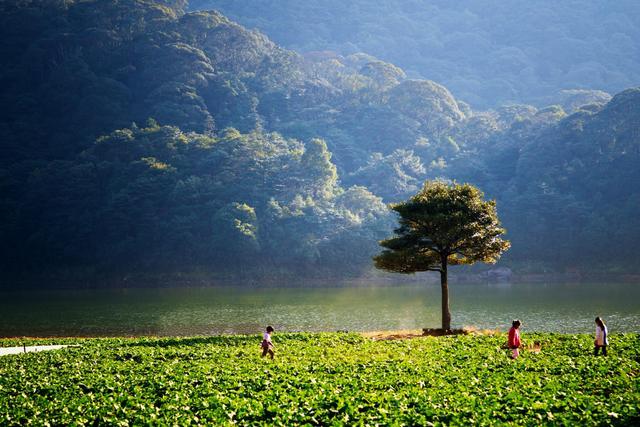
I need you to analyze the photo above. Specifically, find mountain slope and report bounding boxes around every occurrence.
[191,0,640,108]
[1,0,639,284]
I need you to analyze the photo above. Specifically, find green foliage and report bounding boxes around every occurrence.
[375,181,510,274]
[348,150,426,200]
[1,0,639,281]
[0,333,638,425]
[9,123,391,276]
[192,0,640,108]
[495,89,640,268]
[385,80,466,137]
[374,181,510,330]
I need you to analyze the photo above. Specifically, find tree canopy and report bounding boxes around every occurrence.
[375,181,510,329]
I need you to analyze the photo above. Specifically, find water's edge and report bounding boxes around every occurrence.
[2,282,639,337]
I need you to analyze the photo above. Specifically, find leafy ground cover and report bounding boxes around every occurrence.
[1,333,638,425]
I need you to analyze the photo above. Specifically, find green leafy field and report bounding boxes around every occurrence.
[1,333,638,425]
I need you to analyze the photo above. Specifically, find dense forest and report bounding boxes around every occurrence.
[1,0,639,286]
[191,0,640,109]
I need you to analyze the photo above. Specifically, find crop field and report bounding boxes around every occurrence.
[0,333,638,425]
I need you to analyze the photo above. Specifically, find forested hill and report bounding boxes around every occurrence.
[1,0,639,286]
[190,0,640,109]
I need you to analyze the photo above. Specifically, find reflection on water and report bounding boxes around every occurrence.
[1,282,639,337]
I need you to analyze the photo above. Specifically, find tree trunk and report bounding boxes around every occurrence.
[440,256,451,331]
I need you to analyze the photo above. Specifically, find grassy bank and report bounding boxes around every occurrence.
[1,333,638,425]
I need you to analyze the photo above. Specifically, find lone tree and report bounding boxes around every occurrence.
[374,181,510,331]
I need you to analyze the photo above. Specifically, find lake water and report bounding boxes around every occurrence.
[1,282,639,337]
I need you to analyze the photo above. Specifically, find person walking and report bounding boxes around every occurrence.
[261,325,275,359]
[508,319,522,359]
[594,317,608,356]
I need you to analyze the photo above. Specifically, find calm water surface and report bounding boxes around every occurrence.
[1,282,638,337]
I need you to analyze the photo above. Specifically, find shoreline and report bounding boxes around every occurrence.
[3,329,637,343]
[2,274,639,292]
[2,269,639,291]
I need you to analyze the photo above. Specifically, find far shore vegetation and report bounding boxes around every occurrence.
[2,1,640,286]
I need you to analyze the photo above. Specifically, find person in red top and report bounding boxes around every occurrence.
[508,319,522,359]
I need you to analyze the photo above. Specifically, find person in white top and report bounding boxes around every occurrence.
[594,317,608,356]
[261,325,275,359]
